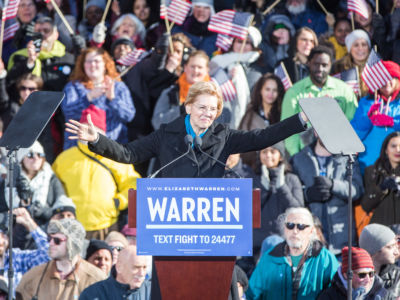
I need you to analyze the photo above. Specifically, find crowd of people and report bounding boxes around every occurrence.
[0,0,399,298]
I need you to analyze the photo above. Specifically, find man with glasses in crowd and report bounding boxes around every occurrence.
[7,16,75,93]
[16,218,105,300]
[359,224,400,298]
[246,207,338,300]
[318,246,388,299]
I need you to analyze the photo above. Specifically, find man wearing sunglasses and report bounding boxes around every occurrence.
[359,224,400,298]
[247,207,338,300]
[16,219,106,300]
[318,246,388,299]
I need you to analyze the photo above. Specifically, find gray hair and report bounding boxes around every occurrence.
[277,207,316,238]
[111,13,146,42]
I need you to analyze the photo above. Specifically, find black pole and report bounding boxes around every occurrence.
[6,150,16,300]
[346,154,354,300]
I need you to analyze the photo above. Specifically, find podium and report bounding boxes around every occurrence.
[128,186,261,300]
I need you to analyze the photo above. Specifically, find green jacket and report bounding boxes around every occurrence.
[280,76,358,156]
[247,241,338,300]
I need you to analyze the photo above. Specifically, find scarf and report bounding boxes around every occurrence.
[178,73,211,104]
[185,114,207,145]
[22,162,53,208]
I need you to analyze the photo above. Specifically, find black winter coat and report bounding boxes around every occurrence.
[379,264,400,299]
[89,114,306,178]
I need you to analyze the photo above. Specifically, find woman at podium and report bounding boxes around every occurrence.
[65,81,308,178]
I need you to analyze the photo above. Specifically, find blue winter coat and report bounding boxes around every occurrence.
[247,240,338,300]
[351,94,400,172]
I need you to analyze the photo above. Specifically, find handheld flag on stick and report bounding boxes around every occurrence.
[274,63,292,91]
[2,0,20,21]
[361,50,392,92]
[216,34,234,52]
[208,10,252,40]
[347,0,370,19]
[211,68,236,102]
[117,49,148,66]
[333,68,361,95]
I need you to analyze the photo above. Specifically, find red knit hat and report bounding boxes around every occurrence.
[382,61,400,80]
[80,104,106,132]
[341,247,374,274]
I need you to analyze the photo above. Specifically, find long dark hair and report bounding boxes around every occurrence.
[248,73,285,125]
[374,132,400,173]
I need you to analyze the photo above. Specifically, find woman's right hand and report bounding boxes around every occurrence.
[65,114,99,143]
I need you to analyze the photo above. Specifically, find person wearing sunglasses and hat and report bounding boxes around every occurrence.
[247,207,338,300]
[16,218,106,300]
[318,246,388,299]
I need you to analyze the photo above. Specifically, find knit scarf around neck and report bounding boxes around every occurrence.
[178,73,211,104]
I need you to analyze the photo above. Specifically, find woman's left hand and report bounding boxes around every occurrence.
[104,76,115,100]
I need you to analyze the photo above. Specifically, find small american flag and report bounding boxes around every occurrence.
[274,64,292,91]
[211,68,236,102]
[160,0,191,26]
[117,49,148,66]
[208,10,252,40]
[3,19,20,42]
[347,0,369,19]
[333,68,360,95]
[216,34,234,52]
[2,0,21,21]
[361,50,392,92]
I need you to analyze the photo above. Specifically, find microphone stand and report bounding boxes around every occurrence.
[194,137,242,179]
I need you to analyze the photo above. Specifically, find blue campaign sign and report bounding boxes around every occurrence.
[137,178,253,256]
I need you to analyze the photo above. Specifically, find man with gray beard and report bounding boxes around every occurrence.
[284,0,328,36]
[247,207,338,300]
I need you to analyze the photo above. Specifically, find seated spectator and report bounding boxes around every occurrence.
[239,73,285,169]
[105,231,128,264]
[260,14,295,73]
[247,207,338,299]
[86,239,113,275]
[359,224,400,298]
[291,135,364,256]
[50,194,76,220]
[281,45,358,156]
[351,60,400,172]
[279,27,318,84]
[16,219,106,300]
[53,106,141,238]
[210,26,263,128]
[152,50,210,130]
[80,245,151,300]
[18,141,65,226]
[62,47,135,150]
[332,29,371,98]
[253,142,304,253]
[318,247,387,299]
[327,19,351,61]
[7,16,75,93]
[172,0,217,56]
[361,132,400,226]
[0,207,50,295]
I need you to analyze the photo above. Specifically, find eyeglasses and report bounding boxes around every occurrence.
[111,246,124,252]
[19,86,37,92]
[26,152,45,159]
[285,222,310,231]
[47,236,67,245]
[356,271,375,279]
[193,104,218,114]
[84,59,104,65]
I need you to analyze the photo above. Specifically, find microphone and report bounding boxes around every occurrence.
[148,135,193,178]
[194,136,242,178]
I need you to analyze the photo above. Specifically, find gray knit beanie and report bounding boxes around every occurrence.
[359,223,396,256]
[344,29,371,52]
[48,219,86,260]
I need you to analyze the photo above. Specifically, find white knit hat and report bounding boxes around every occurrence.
[248,26,262,48]
[344,29,371,52]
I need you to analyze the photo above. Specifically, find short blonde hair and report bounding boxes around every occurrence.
[184,81,224,118]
